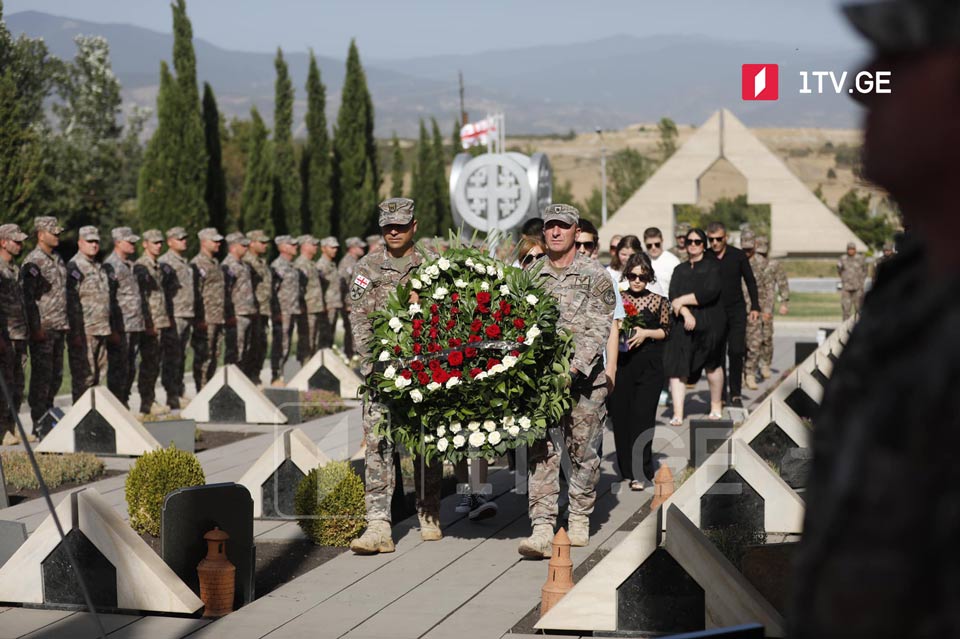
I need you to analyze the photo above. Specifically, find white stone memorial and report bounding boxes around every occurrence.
[182,364,287,424]
[238,428,332,518]
[286,348,362,400]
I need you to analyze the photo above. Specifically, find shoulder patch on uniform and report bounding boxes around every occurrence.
[71,269,82,281]
[593,275,615,307]
[350,273,371,301]
[26,263,39,277]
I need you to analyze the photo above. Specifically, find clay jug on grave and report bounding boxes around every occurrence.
[197,526,235,617]
[540,528,574,618]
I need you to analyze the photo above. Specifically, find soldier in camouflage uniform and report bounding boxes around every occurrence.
[103,227,143,407]
[837,241,867,320]
[338,237,366,358]
[191,228,226,391]
[740,231,770,390]
[669,222,691,262]
[294,235,323,362]
[756,235,788,379]
[66,226,112,402]
[222,232,256,369]
[134,230,170,416]
[22,217,68,426]
[349,198,442,555]
[521,203,616,559]
[159,227,194,410]
[243,230,272,383]
[0,224,29,443]
[270,236,302,384]
[316,237,343,349]
[365,234,382,256]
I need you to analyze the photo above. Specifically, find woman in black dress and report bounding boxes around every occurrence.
[664,227,726,424]
[610,253,671,489]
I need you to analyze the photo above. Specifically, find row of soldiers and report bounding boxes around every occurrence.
[0,217,382,443]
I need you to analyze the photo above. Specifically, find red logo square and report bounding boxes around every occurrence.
[742,64,778,101]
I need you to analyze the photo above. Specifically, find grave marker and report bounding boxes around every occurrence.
[0,519,27,568]
[286,348,362,399]
[182,365,287,424]
[237,428,331,518]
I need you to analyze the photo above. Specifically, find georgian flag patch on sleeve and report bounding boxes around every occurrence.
[350,274,370,301]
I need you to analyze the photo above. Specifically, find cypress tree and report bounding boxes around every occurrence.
[431,118,452,236]
[241,107,273,234]
[451,119,461,161]
[389,133,404,198]
[411,119,437,237]
[302,50,332,237]
[202,82,227,230]
[137,62,178,231]
[0,67,43,227]
[272,47,300,235]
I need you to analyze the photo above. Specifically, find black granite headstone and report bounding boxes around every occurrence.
[308,366,341,395]
[35,407,64,440]
[784,388,819,422]
[700,469,764,531]
[780,448,813,490]
[748,423,797,473]
[827,351,839,366]
[144,419,196,453]
[657,623,764,639]
[41,528,117,607]
[616,548,705,634]
[209,385,246,423]
[261,458,306,519]
[161,483,254,608]
[794,342,817,366]
[0,519,27,568]
[810,367,829,388]
[74,411,116,455]
[688,420,733,468]
[263,387,302,425]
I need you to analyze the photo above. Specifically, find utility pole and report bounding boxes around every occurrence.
[598,127,608,226]
[459,70,467,125]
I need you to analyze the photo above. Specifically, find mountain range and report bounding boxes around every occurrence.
[7,10,866,137]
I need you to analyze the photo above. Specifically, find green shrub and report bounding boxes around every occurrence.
[125,446,205,537]
[299,390,347,420]
[1,452,105,490]
[295,460,365,546]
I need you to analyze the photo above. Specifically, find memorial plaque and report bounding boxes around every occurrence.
[700,469,764,531]
[784,388,818,421]
[616,548,705,634]
[748,423,797,472]
[41,528,117,607]
[794,342,817,366]
[144,419,196,453]
[35,407,64,440]
[209,385,246,423]
[74,411,116,455]
[308,366,341,395]
[263,387,302,425]
[689,419,733,468]
[0,519,27,568]
[261,458,306,519]
[161,483,254,608]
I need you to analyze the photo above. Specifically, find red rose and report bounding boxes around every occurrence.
[468,335,482,343]
[446,320,456,330]
[429,327,439,339]
[432,368,449,384]
[513,318,525,330]
[451,293,460,302]
[450,306,460,315]
[477,305,490,315]
[469,367,482,378]
[430,315,440,325]
[410,360,425,372]
[485,324,502,339]
[487,358,501,370]
[465,347,478,359]
[477,292,492,304]
[510,349,521,357]
[449,369,462,378]
[393,345,401,354]
[500,301,512,315]
[470,319,483,333]
[413,343,422,354]
[400,369,412,379]
[412,329,421,338]
[428,342,442,353]
[417,372,430,386]
[517,336,526,343]
[430,304,439,314]
[448,350,464,367]
[448,338,463,347]
[429,359,442,371]
[412,319,424,330]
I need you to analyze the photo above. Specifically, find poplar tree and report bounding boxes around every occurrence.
[411,119,437,237]
[301,50,332,237]
[389,133,404,198]
[202,82,227,231]
[431,118,452,235]
[240,107,273,234]
[271,47,300,235]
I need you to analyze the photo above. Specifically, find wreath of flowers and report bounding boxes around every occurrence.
[365,242,573,463]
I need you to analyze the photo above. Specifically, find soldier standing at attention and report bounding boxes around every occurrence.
[338,237,366,358]
[520,203,616,559]
[669,222,691,262]
[222,232,256,369]
[294,235,324,361]
[22,217,68,427]
[0,224,30,444]
[134,230,170,416]
[837,241,867,320]
[66,226,112,401]
[756,235,788,380]
[159,227,194,410]
[104,227,144,408]
[243,230,272,383]
[365,234,382,256]
[270,235,302,385]
[740,231,769,391]
[316,237,342,349]
[349,198,442,555]
[191,228,225,391]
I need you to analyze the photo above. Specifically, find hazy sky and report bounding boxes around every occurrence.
[6,0,867,59]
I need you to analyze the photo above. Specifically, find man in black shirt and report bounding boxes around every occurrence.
[706,222,759,407]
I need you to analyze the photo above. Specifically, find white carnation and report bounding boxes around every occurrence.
[497,268,504,279]
[388,317,403,332]
[411,279,422,290]
[467,421,481,432]
[499,285,510,296]
[483,420,497,432]
[432,287,449,299]
[381,338,389,345]
[449,422,463,433]
[436,425,447,437]
[410,389,424,403]
[507,425,521,437]
[503,415,516,428]
[437,437,449,452]
[488,431,502,445]
[421,273,432,285]
[426,382,441,391]
[468,431,486,447]
[408,303,421,315]
[489,364,505,375]
[438,257,451,270]
[384,365,396,380]
[455,278,468,288]
[474,263,486,275]
[426,264,440,277]
[486,264,496,276]
[378,350,390,362]
[445,376,460,389]
[480,281,489,291]
[465,258,475,267]
[519,416,532,430]
[525,294,539,305]
[474,371,488,380]
[453,434,466,448]
[395,376,412,389]
[424,434,434,443]
[502,355,518,368]
[526,325,541,340]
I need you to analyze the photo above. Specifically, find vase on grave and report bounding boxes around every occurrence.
[197,527,235,617]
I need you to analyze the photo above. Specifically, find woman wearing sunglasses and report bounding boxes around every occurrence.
[663,227,726,424]
[518,236,546,269]
[610,252,671,489]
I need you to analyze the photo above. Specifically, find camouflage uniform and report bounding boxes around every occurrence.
[351,201,441,524]
[270,240,303,382]
[317,250,343,349]
[760,239,789,374]
[243,230,272,382]
[159,231,194,408]
[742,249,771,383]
[66,241,112,402]
[104,231,144,406]
[838,244,867,320]
[134,232,171,414]
[294,243,324,363]
[191,249,225,392]
[0,224,29,434]
[338,238,365,358]
[668,222,691,262]
[22,218,69,424]
[223,249,256,369]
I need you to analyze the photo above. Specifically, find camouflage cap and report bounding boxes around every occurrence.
[78,226,100,242]
[844,0,960,54]
[542,203,580,226]
[0,223,28,242]
[756,235,770,252]
[320,236,340,248]
[883,240,894,251]
[345,236,367,249]
[297,234,320,245]
[378,198,415,226]
[198,227,224,242]
[226,231,249,246]
[142,229,164,242]
[274,235,299,247]
[847,241,857,250]
[675,222,692,237]
[166,226,188,240]
[246,229,270,243]
[111,227,140,243]
[34,216,63,235]
[365,234,381,245]
[741,235,756,249]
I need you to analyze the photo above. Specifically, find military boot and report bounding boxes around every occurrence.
[518,523,554,559]
[744,374,759,391]
[761,365,773,380]
[350,520,395,555]
[419,512,442,541]
[568,514,590,547]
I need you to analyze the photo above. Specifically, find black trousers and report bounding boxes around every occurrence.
[721,303,747,399]
[610,345,663,482]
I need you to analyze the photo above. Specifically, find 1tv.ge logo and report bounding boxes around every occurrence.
[742,63,892,101]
